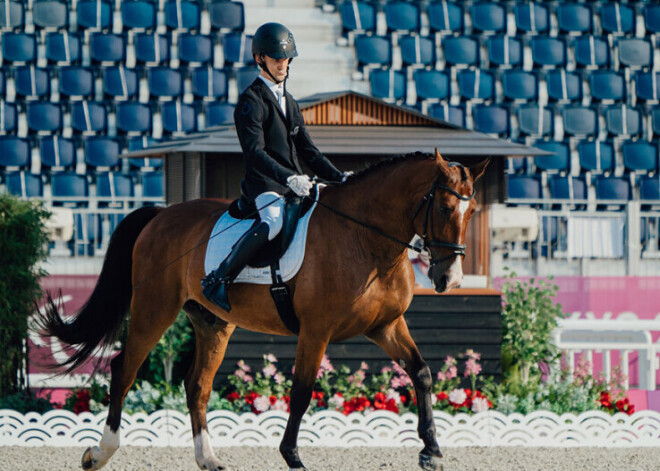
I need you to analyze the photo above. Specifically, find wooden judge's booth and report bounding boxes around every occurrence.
[125,91,546,382]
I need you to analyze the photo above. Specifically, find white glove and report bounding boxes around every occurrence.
[286,174,313,196]
[342,171,354,183]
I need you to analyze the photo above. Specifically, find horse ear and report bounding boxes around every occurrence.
[435,148,451,175]
[470,158,490,181]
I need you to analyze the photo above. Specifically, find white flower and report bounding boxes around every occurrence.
[272,399,288,411]
[265,353,278,363]
[431,394,438,406]
[328,393,344,410]
[471,397,490,413]
[253,395,271,412]
[262,363,277,378]
[386,389,401,405]
[448,388,467,405]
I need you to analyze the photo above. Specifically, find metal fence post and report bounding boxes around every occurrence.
[626,201,641,276]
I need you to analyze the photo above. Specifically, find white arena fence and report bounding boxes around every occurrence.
[1,409,659,448]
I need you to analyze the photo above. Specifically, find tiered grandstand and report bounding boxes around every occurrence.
[1,0,659,277]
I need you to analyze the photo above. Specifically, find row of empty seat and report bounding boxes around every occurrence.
[339,1,660,37]
[0,0,245,33]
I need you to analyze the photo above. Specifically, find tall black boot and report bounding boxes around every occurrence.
[201,222,270,311]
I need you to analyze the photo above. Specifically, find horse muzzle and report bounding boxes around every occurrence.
[428,261,463,293]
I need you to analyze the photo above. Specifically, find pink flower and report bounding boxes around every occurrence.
[272,398,288,411]
[437,371,446,382]
[265,354,278,363]
[320,355,334,372]
[465,349,481,361]
[574,353,592,382]
[237,360,251,372]
[234,369,253,383]
[381,366,392,374]
[444,356,457,367]
[448,388,467,406]
[262,363,277,378]
[471,396,490,413]
[253,395,271,412]
[446,366,457,380]
[360,361,369,371]
[464,359,482,377]
[274,372,285,385]
[328,393,345,410]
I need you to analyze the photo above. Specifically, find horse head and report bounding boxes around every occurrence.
[414,149,489,293]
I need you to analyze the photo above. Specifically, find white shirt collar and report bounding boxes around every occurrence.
[258,75,284,98]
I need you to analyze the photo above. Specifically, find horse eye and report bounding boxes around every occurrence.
[437,206,451,214]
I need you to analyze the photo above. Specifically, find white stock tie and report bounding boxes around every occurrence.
[276,87,286,116]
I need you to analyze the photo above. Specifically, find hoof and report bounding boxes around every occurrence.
[81,447,96,470]
[280,445,305,470]
[419,453,443,471]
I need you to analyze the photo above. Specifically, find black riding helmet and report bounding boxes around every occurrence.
[252,22,298,60]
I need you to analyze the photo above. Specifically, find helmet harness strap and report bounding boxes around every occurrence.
[257,55,291,85]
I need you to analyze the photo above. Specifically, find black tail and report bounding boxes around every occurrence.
[36,206,161,375]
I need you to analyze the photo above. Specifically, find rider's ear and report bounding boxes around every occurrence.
[470,158,490,182]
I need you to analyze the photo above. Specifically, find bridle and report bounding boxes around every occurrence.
[412,162,476,265]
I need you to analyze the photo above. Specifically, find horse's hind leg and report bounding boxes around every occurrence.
[367,316,443,471]
[183,301,236,471]
[82,291,181,470]
[280,333,330,470]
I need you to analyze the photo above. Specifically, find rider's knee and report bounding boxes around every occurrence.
[264,217,283,241]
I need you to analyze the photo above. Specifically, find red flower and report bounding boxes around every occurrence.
[400,395,407,404]
[599,391,613,409]
[244,391,258,405]
[436,392,449,402]
[269,395,277,405]
[616,398,635,415]
[226,391,240,402]
[342,396,371,415]
[312,391,326,408]
[73,389,91,414]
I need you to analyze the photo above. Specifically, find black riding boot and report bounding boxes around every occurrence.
[201,222,270,312]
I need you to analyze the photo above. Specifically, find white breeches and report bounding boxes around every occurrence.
[255,191,286,241]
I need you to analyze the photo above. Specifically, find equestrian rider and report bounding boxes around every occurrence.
[201,22,349,311]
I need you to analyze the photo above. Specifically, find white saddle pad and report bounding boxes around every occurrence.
[204,190,319,284]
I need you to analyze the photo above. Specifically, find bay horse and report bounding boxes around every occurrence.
[38,150,488,471]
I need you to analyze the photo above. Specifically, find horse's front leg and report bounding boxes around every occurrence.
[367,316,442,471]
[280,332,329,470]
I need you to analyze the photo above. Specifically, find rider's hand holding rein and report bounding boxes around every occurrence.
[287,175,313,196]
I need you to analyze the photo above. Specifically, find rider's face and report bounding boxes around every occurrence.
[260,55,290,82]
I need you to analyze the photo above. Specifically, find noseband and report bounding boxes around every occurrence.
[412,162,476,265]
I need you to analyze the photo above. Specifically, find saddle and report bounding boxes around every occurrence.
[227,186,317,268]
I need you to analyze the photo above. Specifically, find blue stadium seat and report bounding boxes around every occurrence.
[84,137,121,170]
[589,71,625,102]
[39,136,76,170]
[472,105,509,136]
[442,36,479,67]
[517,105,553,137]
[640,175,660,201]
[0,1,24,30]
[209,1,244,32]
[191,68,229,100]
[385,1,420,34]
[595,177,631,202]
[1,33,36,63]
[26,102,62,132]
[652,108,660,137]
[45,32,81,64]
[71,101,107,134]
[121,0,157,30]
[161,101,197,133]
[77,0,112,30]
[96,172,134,204]
[604,105,642,137]
[0,136,30,169]
[428,104,465,127]
[414,69,449,102]
[471,2,506,34]
[533,140,569,172]
[546,70,582,102]
[223,32,254,66]
[205,102,235,127]
[339,0,376,35]
[355,35,391,69]
[636,72,660,102]
[58,67,94,99]
[0,70,4,97]
[507,175,542,200]
[428,1,463,34]
[457,69,494,101]
[487,36,522,68]
[574,36,609,68]
[618,39,653,70]
[142,171,164,198]
[369,69,406,102]
[531,37,566,68]
[90,33,126,64]
[147,68,183,100]
[165,0,201,31]
[179,34,214,65]
[622,141,658,173]
[14,66,50,99]
[51,172,89,207]
[399,35,435,68]
[235,66,260,93]
[502,70,538,101]
[600,3,634,35]
[116,102,153,134]
[644,5,660,34]
[0,101,17,134]
[548,175,587,201]
[5,171,43,198]
[102,66,138,100]
[135,33,170,65]
[127,136,158,152]
[562,106,598,137]
[33,1,68,29]
[557,3,593,34]
[514,3,548,33]
[505,156,527,174]
[578,140,614,174]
